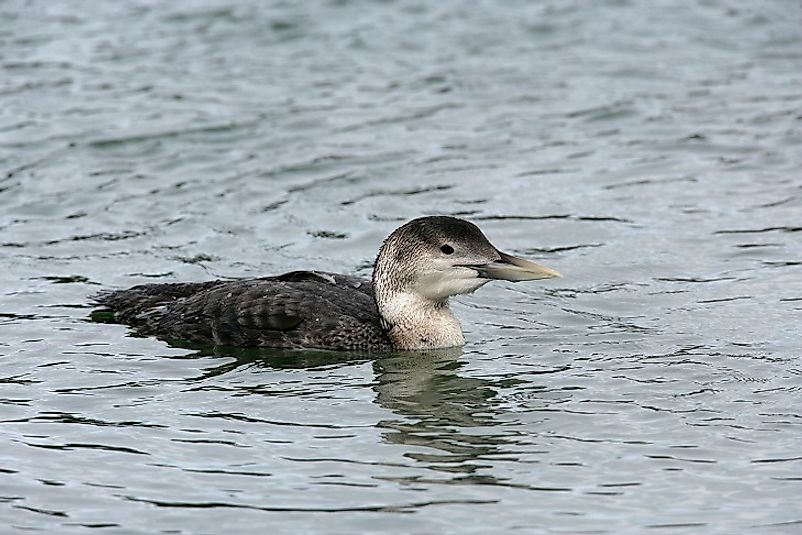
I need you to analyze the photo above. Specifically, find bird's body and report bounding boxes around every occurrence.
[94,216,560,351]
[96,271,392,350]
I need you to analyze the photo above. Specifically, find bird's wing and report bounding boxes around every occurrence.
[184,275,383,349]
[267,270,374,297]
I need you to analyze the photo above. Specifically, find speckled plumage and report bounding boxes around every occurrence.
[95,271,392,350]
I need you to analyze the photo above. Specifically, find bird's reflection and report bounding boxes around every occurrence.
[371,349,506,471]
[182,344,508,477]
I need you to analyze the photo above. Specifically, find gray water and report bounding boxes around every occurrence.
[2,0,801,533]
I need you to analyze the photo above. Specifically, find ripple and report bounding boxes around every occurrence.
[122,496,497,513]
[23,442,149,456]
[2,0,801,533]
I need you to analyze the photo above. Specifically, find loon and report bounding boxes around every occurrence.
[93,216,561,351]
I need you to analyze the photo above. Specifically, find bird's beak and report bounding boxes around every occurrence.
[474,251,562,282]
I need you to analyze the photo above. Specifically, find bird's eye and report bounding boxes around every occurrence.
[440,244,454,255]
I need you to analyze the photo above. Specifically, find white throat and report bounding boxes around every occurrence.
[378,291,465,350]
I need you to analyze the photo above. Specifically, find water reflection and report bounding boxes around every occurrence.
[373,350,505,474]
[173,343,373,378]
[185,346,505,477]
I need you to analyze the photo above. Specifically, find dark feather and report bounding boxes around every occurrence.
[93,271,392,351]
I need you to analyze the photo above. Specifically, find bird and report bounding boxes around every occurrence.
[93,216,561,351]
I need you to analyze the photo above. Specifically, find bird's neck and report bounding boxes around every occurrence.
[374,289,465,350]
[372,240,465,350]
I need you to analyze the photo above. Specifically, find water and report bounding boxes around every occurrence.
[2,0,801,532]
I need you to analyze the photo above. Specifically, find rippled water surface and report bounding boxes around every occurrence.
[2,0,802,533]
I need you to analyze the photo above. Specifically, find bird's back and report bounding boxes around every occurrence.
[93,271,392,351]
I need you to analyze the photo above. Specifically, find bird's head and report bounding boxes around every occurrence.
[373,216,561,303]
